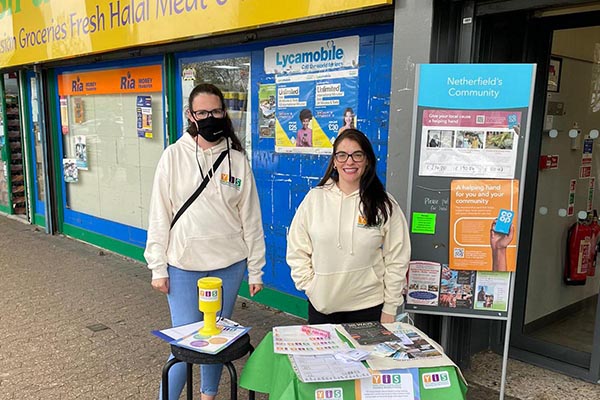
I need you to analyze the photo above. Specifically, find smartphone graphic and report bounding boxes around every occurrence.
[494,209,514,235]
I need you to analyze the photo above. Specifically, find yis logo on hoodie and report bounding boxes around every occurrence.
[357,214,380,229]
[220,173,242,190]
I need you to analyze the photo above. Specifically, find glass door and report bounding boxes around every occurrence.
[26,71,46,225]
[513,20,600,383]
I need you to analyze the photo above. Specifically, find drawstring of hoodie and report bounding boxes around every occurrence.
[336,191,358,255]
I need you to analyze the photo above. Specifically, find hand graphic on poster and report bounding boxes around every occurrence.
[490,220,515,272]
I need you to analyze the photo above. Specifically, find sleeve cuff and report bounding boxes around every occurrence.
[150,266,169,280]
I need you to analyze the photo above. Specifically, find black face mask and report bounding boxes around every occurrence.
[194,116,226,142]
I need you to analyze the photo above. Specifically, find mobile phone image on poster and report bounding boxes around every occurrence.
[450,179,519,272]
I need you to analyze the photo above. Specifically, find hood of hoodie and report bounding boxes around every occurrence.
[178,132,232,189]
[321,179,360,255]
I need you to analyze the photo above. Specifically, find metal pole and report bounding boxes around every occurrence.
[499,272,517,400]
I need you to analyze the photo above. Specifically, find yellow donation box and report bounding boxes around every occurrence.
[197,277,223,336]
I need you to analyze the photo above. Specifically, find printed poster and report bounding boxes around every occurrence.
[357,369,419,400]
[136,95,153,138]
[419,110,520,178]
[474,272,510,312]
[258,84,276,138]
[406,261,441,306]
[439,264,476,309]
[275,69,358,154]
[63,158,78,183]
[60,96,69,135]
[73,135,88,170]
[450,179,519,272]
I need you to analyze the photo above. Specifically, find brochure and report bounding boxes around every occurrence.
[340,321,397,345]
[152,318,250,355]
[272,324,349,355]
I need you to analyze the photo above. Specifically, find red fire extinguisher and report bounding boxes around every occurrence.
[564,214,591,285]
[588,210,600,277]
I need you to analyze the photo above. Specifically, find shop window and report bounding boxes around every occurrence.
[57,65,165,231]
[180,57,251,154]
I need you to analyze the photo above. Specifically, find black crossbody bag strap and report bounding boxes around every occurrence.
[170,150,228,230]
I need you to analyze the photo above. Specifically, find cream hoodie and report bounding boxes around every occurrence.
[287,181,410,315]
[144,133,265,284]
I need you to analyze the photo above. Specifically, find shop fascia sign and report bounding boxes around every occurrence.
[0,1,388,68]
[264,36,359,74]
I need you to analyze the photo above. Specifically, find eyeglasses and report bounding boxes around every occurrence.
[191,108,226,120]
[334,151,365,163]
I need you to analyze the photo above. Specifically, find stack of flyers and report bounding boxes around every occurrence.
[335,349,370,362]
[372,341,407,358]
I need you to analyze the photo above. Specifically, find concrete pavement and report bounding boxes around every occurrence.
[1,215,599,399]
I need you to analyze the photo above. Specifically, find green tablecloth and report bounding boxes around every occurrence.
[240,332,467,400]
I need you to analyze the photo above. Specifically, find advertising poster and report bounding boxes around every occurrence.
[73,136,88,170]
[136,95,153,138]
[474,272,510,312]
[258,84,276,138]
[406,261,441,306]
[63,159,78,183]
[60,97,69,135]
[419,110,520,178]
[439,265,476,309]
[274,69,358,154]
[449,179,519,272]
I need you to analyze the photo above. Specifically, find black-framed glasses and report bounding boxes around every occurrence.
[191,108,226,120]
[334,151,365,163]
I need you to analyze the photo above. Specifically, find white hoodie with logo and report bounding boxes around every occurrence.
[144,133,265,284]
[287,181,410,315]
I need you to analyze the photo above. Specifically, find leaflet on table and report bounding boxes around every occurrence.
[288,353,371,383]
[152,318,249,355]
[174,323,250,355]
[272,324,350,355]
[337,322,459,372]
[357,368,420,400]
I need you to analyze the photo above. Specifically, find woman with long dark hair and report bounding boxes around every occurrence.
[287,129,411,324]
[145,83,265,400]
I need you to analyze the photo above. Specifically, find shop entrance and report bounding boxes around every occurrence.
[0,73,27,217]
[509,11,600,383]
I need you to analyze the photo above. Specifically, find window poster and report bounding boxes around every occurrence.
[60,97,69,135]
[274,69,358,154]
[419,110,520,178]
[449,179,519,272]
[258,84,276,138]
[136,95,153,138]
[73,135,88,170]
[63,158,78,183]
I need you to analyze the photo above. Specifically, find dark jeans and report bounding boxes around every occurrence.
[308,301,383,324]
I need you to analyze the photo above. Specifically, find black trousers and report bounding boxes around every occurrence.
[308,301,383,324]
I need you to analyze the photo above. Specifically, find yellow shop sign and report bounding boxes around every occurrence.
[0,0,391,68]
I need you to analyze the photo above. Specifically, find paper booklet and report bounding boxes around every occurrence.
[272,324,350,355]
[152,318,250,355]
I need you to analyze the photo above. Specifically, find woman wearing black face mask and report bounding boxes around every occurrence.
[145,84,266,400]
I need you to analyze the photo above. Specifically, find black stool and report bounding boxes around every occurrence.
[161,333,255,400]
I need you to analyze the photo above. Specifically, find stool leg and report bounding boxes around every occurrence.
[224,362,238,400]
[186,363,193,400]
[162,358,183,400]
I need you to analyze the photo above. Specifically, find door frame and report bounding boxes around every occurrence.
[502,10,600,383]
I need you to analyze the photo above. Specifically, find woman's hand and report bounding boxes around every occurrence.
[249,284,264,297]
[380,312,395,324]
[151,278,169,294]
